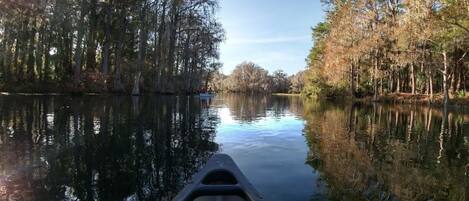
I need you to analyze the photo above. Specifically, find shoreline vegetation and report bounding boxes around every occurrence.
[2,91,468,108]
[0,1,467,108]
[357,93,469,108]
[272,93,301,96]
[302,1,468,107]
[0,0,224,95]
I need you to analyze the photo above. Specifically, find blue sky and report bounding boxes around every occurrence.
[218,0,325,75]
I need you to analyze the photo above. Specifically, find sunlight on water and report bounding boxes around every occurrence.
[218,107,236,125]
[213,95,326,201]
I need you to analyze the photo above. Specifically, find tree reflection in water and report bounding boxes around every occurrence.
[220,94,297,122]
[0,95,468,201]
[303,102,469,201]
[0,95,219,201]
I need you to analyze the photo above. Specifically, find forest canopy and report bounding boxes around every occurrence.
[303,0,469,104]
[0,0,224,94]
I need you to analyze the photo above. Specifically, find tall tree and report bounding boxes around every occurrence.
[303,0,469,105]
[0,0,224,93]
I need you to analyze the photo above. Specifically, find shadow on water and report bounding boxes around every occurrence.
[0,95,219,201]
[303,101,469,201]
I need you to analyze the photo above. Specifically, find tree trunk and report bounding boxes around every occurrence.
[429,70,434,100]
[356,62,360,92]
[17,19,29,82]
[462,67,467,91]
[73,0,86,87]
[132,72,142,96]
[183,36,191,92]
[155,0,168,92]
[442,51,450,105]
[2,28,12,84]
[114,10,126,93]
[410,62,415,95]
[456,72,461,92]
[85,0,98,70]
[1,28,7,83]
[12,38,19,82]
[101,2,112,87]
[26,18,37,82]
[396,70,400,93]
[132,3,148,96]
[379,77,383,95]
[43,38,51,83]
[428,52,434,101]
[350,59,356,97]
[5,39,11,83]
[389,70,393,93]
[166,1,179,93]
[152,0,160,92]
[114,43,124,92]
[373,51,379,100]
[450,70,456,93]
[36,22,46,82]
[18,36,27,83]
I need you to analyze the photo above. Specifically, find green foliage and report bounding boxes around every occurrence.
[456,90,466,98]
[307,22,329,67]
[312,22,330,42]
[302,70,347,99]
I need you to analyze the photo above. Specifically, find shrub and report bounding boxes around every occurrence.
[456,90,466,98]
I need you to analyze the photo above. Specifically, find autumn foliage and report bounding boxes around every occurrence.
[304,0,468,103]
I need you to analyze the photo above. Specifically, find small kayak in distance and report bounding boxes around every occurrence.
[198,93,215,98]
[172,154,263,201]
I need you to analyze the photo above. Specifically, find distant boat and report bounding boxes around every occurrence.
[198,92,215,98]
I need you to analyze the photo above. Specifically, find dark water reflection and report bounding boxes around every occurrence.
[0,95,219,201]
[0,94,468,201]
[304,102,469,201]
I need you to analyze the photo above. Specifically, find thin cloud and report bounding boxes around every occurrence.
[221,51,306,75]
[226,35,310,45]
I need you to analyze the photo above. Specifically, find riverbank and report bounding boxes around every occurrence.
[272,93,301,97]
[2,91,468,109]
[357,93,469,108]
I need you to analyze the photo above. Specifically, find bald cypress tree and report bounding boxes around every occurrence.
[0,0,224,94]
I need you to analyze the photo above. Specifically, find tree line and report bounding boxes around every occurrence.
[0,0,224,94]
[303,0,468,104]
[209,61,306,94]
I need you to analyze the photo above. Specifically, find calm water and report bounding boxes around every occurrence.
[0,94,467,201]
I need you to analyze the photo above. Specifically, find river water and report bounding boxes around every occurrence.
[0,94,467,201]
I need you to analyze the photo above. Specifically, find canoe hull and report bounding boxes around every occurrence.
[172,154,263,201]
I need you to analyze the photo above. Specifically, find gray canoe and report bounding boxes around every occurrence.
[172,154,263,201]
